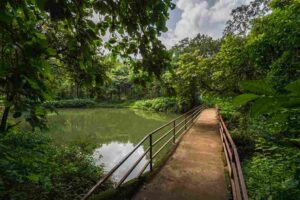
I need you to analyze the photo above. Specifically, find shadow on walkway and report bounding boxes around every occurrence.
[132,108,229,200]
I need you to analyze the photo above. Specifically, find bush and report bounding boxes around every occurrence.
[43,99,96,108]
[207,92,300,199]
[231,130,256,160]
[0,130,110,200]
[243,137,300,200]
[132,97,179,113]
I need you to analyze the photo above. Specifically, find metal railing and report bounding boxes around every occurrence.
[82,105,205,200]
[216,107,248,200]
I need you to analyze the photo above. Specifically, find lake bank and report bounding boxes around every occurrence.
[44,107,179,182]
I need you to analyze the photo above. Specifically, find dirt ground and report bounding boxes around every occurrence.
[132,108,229,200]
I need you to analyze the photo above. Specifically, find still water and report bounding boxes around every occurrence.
[46,108,178,182]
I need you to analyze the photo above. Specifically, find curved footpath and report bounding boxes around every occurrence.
[133,108,229,200]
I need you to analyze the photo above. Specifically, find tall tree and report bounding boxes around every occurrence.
[223,0,270,36]
[0,0,174,132]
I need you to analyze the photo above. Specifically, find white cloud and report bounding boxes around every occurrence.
[160,0,251,48]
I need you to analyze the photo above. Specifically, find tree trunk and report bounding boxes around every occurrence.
[0,106,10,133]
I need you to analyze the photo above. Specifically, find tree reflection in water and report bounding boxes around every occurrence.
[93,141,149,182]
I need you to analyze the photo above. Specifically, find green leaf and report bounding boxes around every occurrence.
[46,48,56,56]
[0,11,11,23]
[250,97,281,117]
[28,174,39,183]
[26,78,40,90]
[240,80,276,95]
[285,79,300,96]
[233,93,258,106]
[282,97,300,108]
[35,33,47,40]
[0,62,9,77]
[108,38,117,44]
[270,112,289,123]
[35,0,46,10]
[79,61,85,69]
[13,112,22,118]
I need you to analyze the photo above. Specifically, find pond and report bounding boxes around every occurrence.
[46,108,179,182]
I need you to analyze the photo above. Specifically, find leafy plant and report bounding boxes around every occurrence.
[0,130,110,200]
[244,137,300,199]
[132,97,178,113]
[234,79,299,124]
[43,99,96,108]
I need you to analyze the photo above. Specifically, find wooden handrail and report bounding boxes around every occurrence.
[81,105,205,200]
[216,107,248,200]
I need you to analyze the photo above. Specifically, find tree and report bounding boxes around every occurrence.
[0,0,175,132]
[208,35,259,94]
[223,0,270,36]
[0,1,54,131]
[245,0,300,90]
[171,34,221,60]
[174,52,201,111]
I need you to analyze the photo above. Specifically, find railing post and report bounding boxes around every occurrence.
[149,134,153,171]
[173,120,176,144]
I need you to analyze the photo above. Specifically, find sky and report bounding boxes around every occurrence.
[160,0,251,48]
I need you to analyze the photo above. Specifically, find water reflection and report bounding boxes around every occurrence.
[37,108,178,183]
[93,141,149,182]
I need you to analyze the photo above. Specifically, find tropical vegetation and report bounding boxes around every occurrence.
[0,0,299,199]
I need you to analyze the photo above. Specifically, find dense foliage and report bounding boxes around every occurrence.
[132,97,178,112]
[0,0,174,131]
[169,0,300,199]
[0,0,174,199]
[0,130,110,200]
[43,99,96,108]
[1,0,299,199]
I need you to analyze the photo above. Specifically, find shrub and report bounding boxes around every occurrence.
[0,130,109,200]
[243,138,300,199]
[231,130,256,160]
[43,99,96,108]
[132,97,179,112]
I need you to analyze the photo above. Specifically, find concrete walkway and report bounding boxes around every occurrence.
[133,108,228,200]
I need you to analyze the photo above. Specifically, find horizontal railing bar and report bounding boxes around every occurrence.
[222,132,233,161]
[148,106,202,136]
[116,147,150,188]
[233,147,248,199]
[217,108,248,200]
[186,114,195,124]
[231,177,238,200]
[175,113,198,142]
[193,107,204,117]
[172,105,201,122]
[137,160,151,177]
[152,128,174,147]
[152,136,174,158]
[147,121,173,136]
[220,117,236,148]
[175,124,185,137]
[81,134,149,200]
[220,123,224,133]
[175,118,185,129]
[221,130,232,177]
[231,163,242,200]
[82,105,205,200]
[175,113,196,137]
